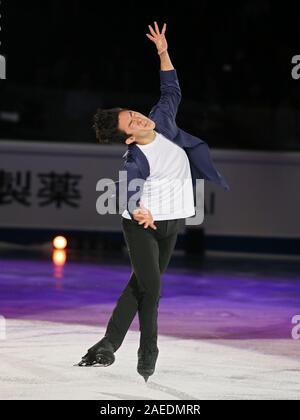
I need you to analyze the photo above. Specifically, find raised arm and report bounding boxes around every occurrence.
[146,22,182,118]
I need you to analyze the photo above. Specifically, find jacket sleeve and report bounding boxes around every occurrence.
[122,156,146,224]
[149,69,182,120]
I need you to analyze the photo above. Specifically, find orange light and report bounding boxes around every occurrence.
[52,249,67,266]
[53,235,67,250]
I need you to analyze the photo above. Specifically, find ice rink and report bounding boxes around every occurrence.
[1,318,300,400]
[1,252,300,400]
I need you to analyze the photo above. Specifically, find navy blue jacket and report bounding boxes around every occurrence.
[114,69,229,222]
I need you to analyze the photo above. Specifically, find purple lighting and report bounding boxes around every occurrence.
[1,256,299,341]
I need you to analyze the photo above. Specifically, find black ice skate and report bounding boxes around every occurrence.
[75,337,115,367]
[137,347,159,382]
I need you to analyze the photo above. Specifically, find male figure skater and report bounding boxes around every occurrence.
[76,22,229,382]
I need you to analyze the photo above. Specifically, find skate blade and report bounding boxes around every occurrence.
[74,359,112,367]
[73,360,111,367]
[73,360,97,367]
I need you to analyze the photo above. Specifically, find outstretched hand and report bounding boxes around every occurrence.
[146,21,168,55]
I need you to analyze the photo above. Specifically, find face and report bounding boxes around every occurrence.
[118,110,156,143]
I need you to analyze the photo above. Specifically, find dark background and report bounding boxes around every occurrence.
[1,0,300,149]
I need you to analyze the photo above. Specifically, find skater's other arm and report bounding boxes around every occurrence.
[146,22,181,118]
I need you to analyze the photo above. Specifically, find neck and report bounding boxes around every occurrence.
[135,130,156,145]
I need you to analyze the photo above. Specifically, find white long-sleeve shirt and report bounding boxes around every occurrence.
[122,131,195,221]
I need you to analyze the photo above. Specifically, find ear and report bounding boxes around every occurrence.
[125,136,135,145]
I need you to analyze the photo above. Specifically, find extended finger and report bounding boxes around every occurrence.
[150,222,157,230]
[148,24,157,37]
[162,23,167,35]
[154,21,160,35]
[146,34,156,42]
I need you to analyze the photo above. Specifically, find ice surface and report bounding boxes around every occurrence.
[0,319,300,400]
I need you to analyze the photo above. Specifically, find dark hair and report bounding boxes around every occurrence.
[92,107,129,144]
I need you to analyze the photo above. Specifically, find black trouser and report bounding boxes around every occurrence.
[103,217,180,352]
